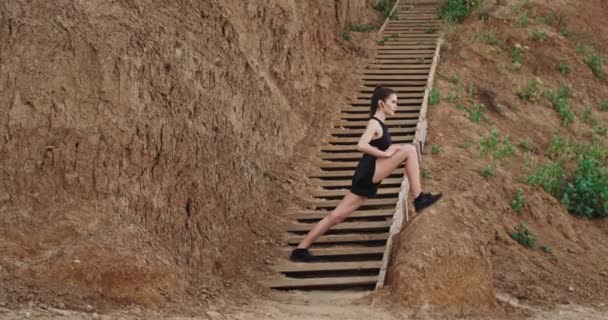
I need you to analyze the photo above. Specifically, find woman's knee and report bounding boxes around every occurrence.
[327,211,348,224]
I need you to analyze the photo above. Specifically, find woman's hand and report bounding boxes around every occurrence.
[382,145,399,158]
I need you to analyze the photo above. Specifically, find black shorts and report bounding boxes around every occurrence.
[350,155,379,198]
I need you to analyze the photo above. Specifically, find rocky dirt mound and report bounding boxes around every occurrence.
[386,0,608,318]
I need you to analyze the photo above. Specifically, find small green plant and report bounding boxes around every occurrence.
[425,27,438,34]
[511,189,525,213]
[546,85,575,126]
[439,0,478,23]
[541,245,552,253]
[525,159,567,197]
[466,102,485,123]
[515,12,529,28]
[422,168,431,178]
[479,128,516,161]
[431,145,442,155]
[600,100,608,111]
[542,11,556,26]
[517,79,541,102]
[586,54,603,77]
[518,139,536,153]
[343,32,352,41]
[481,164,495,178]
[473,27,505,47]
[376,0,397,19]
[376,34,398,45]
[429,87,441,105]
[529,27,548,42]
[508,223,537,248]
[510,46,524,70]
[349,24,378,32]
[545,133,572,160]
[557,59,571,74]
[580,106,596,125]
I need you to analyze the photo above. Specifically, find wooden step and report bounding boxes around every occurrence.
[310,168,402,179]
[329,126,415,135]
[376,46,435,50]
[361,74,428,80]
[309,177,403,188]
[375,50,435,55]
[290,208,395,220]
[338,112,418,120]
[287,233,390,245]
[281,246,386,257]
[320,144,414,152]
[315,159,404,169]
[273,261,382,273]
[313,187,401,198]
[335,119,418,127]
[342,105,420,112]
[370,60,432,65]
[365,64,432,70]
[307,197,398,208]
[348,98,422,105]
[362,79,427,86]
[327,134,413,144]
[262,275,378,289]
[317,151,363,160]
[288,220,392,232]
[361,69,429,75]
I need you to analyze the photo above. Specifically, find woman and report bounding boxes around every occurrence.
[290,86,442,262]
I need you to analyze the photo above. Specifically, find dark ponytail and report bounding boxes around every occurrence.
[370,85,396,117]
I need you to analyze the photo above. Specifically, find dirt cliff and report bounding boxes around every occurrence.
[0,0,378,309]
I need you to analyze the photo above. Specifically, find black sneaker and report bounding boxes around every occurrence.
[414,192,443,213]
[289,248,321,263]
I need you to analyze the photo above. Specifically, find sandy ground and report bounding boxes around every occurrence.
[1,291,607,320]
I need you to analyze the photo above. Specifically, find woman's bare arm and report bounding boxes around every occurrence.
[356,120,395,158]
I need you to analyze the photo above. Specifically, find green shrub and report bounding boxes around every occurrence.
[517,79,541,102]
[600,100,608,111]
[512,189,525,212]
[509,223,536,248]
[562,156,608,218]
[541,245,552,253]
[440,0,482,23]
[343,32,352,41]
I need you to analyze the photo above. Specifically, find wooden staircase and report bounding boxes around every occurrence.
[262,0,444,290]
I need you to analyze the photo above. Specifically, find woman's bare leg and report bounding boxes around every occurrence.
[372,144,422,198]
[296,192,366,249]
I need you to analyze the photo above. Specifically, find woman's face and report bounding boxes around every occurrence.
[380,93,398,116]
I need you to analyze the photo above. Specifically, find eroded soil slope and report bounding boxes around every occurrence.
[387,0,608,318]
[0,0,380,310]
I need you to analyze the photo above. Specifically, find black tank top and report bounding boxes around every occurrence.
[369,117,391,151]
